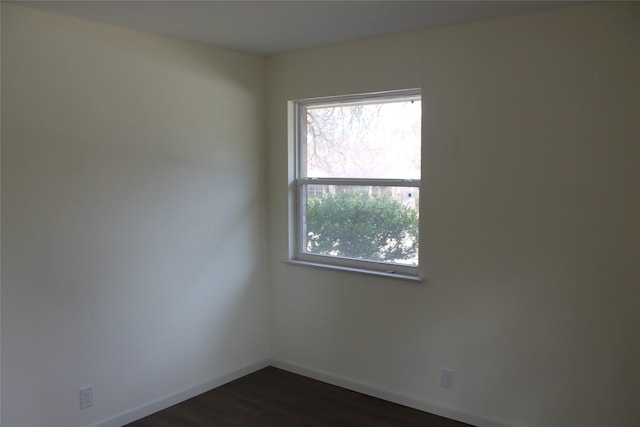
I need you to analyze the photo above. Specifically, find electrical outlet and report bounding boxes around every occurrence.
[440,369,454,389]
[79,386,94,409]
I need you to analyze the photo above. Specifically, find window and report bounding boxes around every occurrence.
[290,89,422,278]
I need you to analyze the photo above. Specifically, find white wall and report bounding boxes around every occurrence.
[2,3,639,427]
[0,3,3,424]
[1,4,269,427]
[266,3,640,427]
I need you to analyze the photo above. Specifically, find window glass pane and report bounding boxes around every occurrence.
[303,99,421,179]
[302,184,419,266]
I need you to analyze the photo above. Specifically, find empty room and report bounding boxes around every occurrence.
[1,1,638,426]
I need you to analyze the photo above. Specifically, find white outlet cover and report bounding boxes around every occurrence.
[80,386,94,409]
[440,369,454,389]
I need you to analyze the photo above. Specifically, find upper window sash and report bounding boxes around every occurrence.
[294,89,421,181]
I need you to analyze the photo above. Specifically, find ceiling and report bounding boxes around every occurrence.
[13,1,580,55]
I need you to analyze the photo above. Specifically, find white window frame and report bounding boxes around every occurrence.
[288,89,422,281]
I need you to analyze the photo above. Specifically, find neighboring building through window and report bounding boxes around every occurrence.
[291,89,422,277]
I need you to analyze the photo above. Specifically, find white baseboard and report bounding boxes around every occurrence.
[89,357,512,427]
[269,358,513,427]
[90,358,270,427]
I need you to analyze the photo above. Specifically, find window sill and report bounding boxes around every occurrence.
[283,259,424,283]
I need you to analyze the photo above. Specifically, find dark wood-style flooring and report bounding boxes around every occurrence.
[125,366,474,427]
